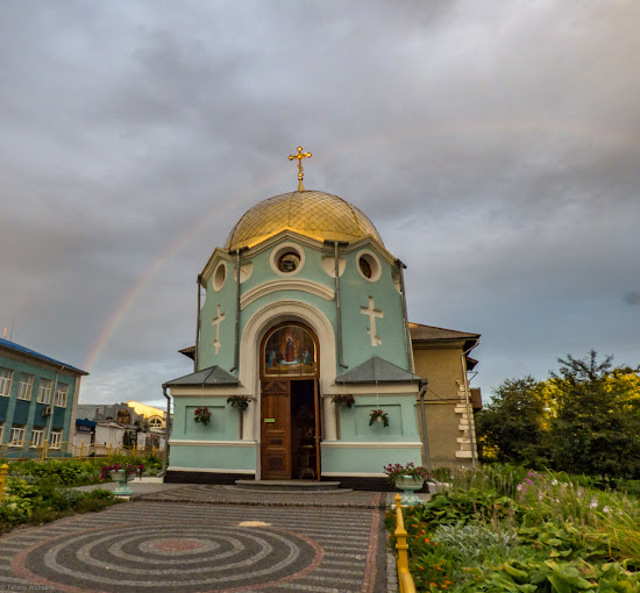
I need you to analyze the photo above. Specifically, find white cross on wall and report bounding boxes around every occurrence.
[211,304,225,355]
[360,296,383,347]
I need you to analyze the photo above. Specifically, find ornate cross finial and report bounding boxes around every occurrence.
[288,146,312,191]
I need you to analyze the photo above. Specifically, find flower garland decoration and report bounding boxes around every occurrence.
[194,406,212,425]
[369,409,389,427]
[331,394,355,408]
[227,395,250,411]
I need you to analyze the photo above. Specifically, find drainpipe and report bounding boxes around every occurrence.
[230,247,247,373]
[195,274,202,372]
[418,379,431,472]
[329,241,349,369]
[396,259,414,371]
[159,384,172,478]
[461,345,478,467]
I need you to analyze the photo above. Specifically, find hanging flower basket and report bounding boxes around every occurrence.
[331,394,355,409]
[227,395,250,411]
[194,407,212,425]
[369,409,389,427]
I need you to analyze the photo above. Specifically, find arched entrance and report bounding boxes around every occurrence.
[260,322,320,480]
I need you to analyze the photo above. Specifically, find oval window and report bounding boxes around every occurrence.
[212,262,227,291]
[356,251,381,282]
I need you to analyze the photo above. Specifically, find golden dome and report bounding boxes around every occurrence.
[225,191,384,250]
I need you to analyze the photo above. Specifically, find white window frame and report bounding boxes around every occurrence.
[0,422,4,442]
[49,430,62,450]
[37,379,52,404]
[0,367,13,397]
[10,426,25,446]
[149,417,163,428]
[17,374,34,401]
[30,428,44,448]
[54,383,69,407]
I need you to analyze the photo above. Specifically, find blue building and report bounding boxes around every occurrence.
[0,337,88,457]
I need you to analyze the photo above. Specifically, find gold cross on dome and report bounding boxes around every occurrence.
[289,146,312,191]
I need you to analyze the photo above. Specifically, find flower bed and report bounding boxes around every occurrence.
[385,466,640,591]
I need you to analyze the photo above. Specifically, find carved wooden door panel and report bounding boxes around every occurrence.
[260,379,291,480]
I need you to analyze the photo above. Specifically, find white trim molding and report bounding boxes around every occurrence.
[168,467,256,474]
[321,441,423,449]
[169,440,258,447]
[240,279,334,310]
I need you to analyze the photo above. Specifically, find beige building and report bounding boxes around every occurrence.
[410,323,481,468]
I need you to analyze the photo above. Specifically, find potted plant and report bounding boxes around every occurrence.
[369,409,389,427]
[227,395,250,411]
[101,462,144,496]
[383,462,430,505]
[331,394,355,409]
[194,406,212,425]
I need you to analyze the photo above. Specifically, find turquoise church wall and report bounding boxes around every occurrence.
[170,444,256,471]
[196,236,410,376]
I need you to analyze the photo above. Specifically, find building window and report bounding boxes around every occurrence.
[270,243,305,276]
[356,250,382,282]
[18,374,34,401]
[49,430,62,450]
[31,429,44,448]
[37,379,52,404]
[0,422,4,442]
[54,383,69,407]
[10,426,25,446]
[117,409,131,424]
[0,367,13,397]
[149,417,163,428]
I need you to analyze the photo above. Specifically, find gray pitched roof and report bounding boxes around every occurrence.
[164,365,239,387]
[408,322,480,342]
[335,356,424,384]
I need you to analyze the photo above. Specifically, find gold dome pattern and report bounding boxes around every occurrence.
[225,191,384,250]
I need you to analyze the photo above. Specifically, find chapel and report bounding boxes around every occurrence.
[164,148,481,488]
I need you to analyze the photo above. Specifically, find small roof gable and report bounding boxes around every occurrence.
[164,365,239,387]
[335,356,424,384]
[0,337,88,375]
[408,322,480,342]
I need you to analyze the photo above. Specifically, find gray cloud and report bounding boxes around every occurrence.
[1,1,639,403]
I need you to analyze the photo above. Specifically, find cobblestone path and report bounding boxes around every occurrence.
[0,501,387,593]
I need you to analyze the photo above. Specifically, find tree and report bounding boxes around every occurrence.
[548,350,640,478]
[476,376,550,468]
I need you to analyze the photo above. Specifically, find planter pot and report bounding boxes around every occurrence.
[394,475,424,506]
[111,469,135,497]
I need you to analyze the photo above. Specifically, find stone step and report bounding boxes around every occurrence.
[234,480,345,493]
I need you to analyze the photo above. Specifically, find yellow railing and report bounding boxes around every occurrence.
[0,440,163,461]
[394,493,417,593]
[0,463,8,501]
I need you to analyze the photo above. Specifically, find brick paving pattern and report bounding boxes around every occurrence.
[1,501,388,593]
[134,484,388,509]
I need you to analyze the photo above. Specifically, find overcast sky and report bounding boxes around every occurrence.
[1,1,639,408]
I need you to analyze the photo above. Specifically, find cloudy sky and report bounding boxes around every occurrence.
[1,1,639,408]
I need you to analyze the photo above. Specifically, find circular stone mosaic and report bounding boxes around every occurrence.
[14,523,323,593]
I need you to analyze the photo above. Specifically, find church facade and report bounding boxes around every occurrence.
[165,171,480,486]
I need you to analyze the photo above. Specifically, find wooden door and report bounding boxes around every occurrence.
[260,379,291,479]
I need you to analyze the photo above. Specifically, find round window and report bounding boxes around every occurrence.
[212,262,227,291]
[277,251,301,274]
[359,256,372,279]
[356,251,381,282]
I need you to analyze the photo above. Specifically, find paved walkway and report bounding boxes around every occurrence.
[0,483,401,593]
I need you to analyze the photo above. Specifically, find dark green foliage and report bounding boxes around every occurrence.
[476,376,549,468]
[549,351,640,479]
[478,351,640,479]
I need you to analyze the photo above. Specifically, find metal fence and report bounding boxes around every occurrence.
[0,439,163,461]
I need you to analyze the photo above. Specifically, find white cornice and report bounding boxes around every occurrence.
[321,441,423,448]
[240,279,334,310]
[169,440,257,447]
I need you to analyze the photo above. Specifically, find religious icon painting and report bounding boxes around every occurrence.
[263,325,317,376]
